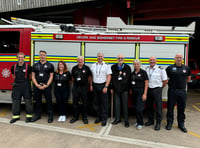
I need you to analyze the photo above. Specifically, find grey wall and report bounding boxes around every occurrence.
[0,0,94,12]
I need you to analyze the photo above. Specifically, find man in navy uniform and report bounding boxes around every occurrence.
[10,52,33,123]
[165,54,191,133]
[31,50,54,123]
[70,56,92,124]
[110,54,131,127]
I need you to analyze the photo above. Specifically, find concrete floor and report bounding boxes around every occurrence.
[0,88,199,148]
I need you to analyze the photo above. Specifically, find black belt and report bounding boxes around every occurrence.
[93,82,106,85]
[170,88,185,90]
[149,87,161,90]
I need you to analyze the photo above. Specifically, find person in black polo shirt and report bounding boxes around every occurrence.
[31,50,54,123]
[111,54,131,127]
[10,52,33,123]
[165,54,191,133]
[54,61,71,122]
[130,60,148,130]
[70,56,92,124]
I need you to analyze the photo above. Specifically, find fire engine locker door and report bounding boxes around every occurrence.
[139,43,185,101]
[34,41,81,71]
[84,43,135,69]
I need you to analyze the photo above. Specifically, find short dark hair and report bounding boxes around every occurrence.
[39,50,47,54]
[16,52,25,58]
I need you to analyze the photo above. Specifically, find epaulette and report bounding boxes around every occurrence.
[158,66,163,69]
[145,66,150,70]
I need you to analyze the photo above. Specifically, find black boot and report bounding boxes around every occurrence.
[31,116,41,122]
[26,118,32,123]
[154,123,161,131]
[178,124,187,133]
[145,120,154,126]
[10,118,20,124]
[165,123,173,130]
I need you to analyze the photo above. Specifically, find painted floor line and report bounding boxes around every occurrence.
[0,117,190,148]
[0,108,9,117]
[192,104,200,112]
[162,120,200,139]
[103,123,112,136]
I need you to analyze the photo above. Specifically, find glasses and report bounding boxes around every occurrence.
[117,57,124,60]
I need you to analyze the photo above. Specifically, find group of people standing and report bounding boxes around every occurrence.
[10,51,191,133]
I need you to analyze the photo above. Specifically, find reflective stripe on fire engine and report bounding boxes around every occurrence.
[31,33,53,40]
[34,55,135,64]
[135,43,140,60]
[140,58,184,65]
[0,55,30,62]
[165,36,189,43]
[85,56,135,64]
[34,55,77,63]
[12,115,20,119]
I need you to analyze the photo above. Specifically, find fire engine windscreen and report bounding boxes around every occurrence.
[0,31,20,53]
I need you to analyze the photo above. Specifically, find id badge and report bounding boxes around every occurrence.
[118,77,122,80]
[57,83,62,86]
[39,73,44,77]
[132,81,135,85]
[77,77,81,81]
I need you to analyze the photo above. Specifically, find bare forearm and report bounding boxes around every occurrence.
[105,74,111,87]
[46,73,54,86]
[32,72,38,86]
[144,80,148,94]
[187,76,191,83]
[162,80,168,88]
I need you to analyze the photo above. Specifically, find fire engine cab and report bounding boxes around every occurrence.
[0,17,195,104]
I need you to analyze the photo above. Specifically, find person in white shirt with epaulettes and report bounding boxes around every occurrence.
[90,52,112,127]
[145,56,168,131]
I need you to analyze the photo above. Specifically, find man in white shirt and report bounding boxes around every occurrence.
[145,56,168,130]
[90,52,112,126]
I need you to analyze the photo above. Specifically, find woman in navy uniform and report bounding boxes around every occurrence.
[54,61,71,122]
[130,60,148,130]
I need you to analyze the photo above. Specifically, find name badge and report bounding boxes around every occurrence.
[77,77,81,81]
[57,83,62,86]
[39,73,44,77]
[118,77,122,80]
[132,81,135,85]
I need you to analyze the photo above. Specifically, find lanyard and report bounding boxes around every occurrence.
[96,64,103,75]
[118,64,124,71]
[149,68,155,79]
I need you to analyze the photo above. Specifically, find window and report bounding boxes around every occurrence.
[0,31,20,53]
